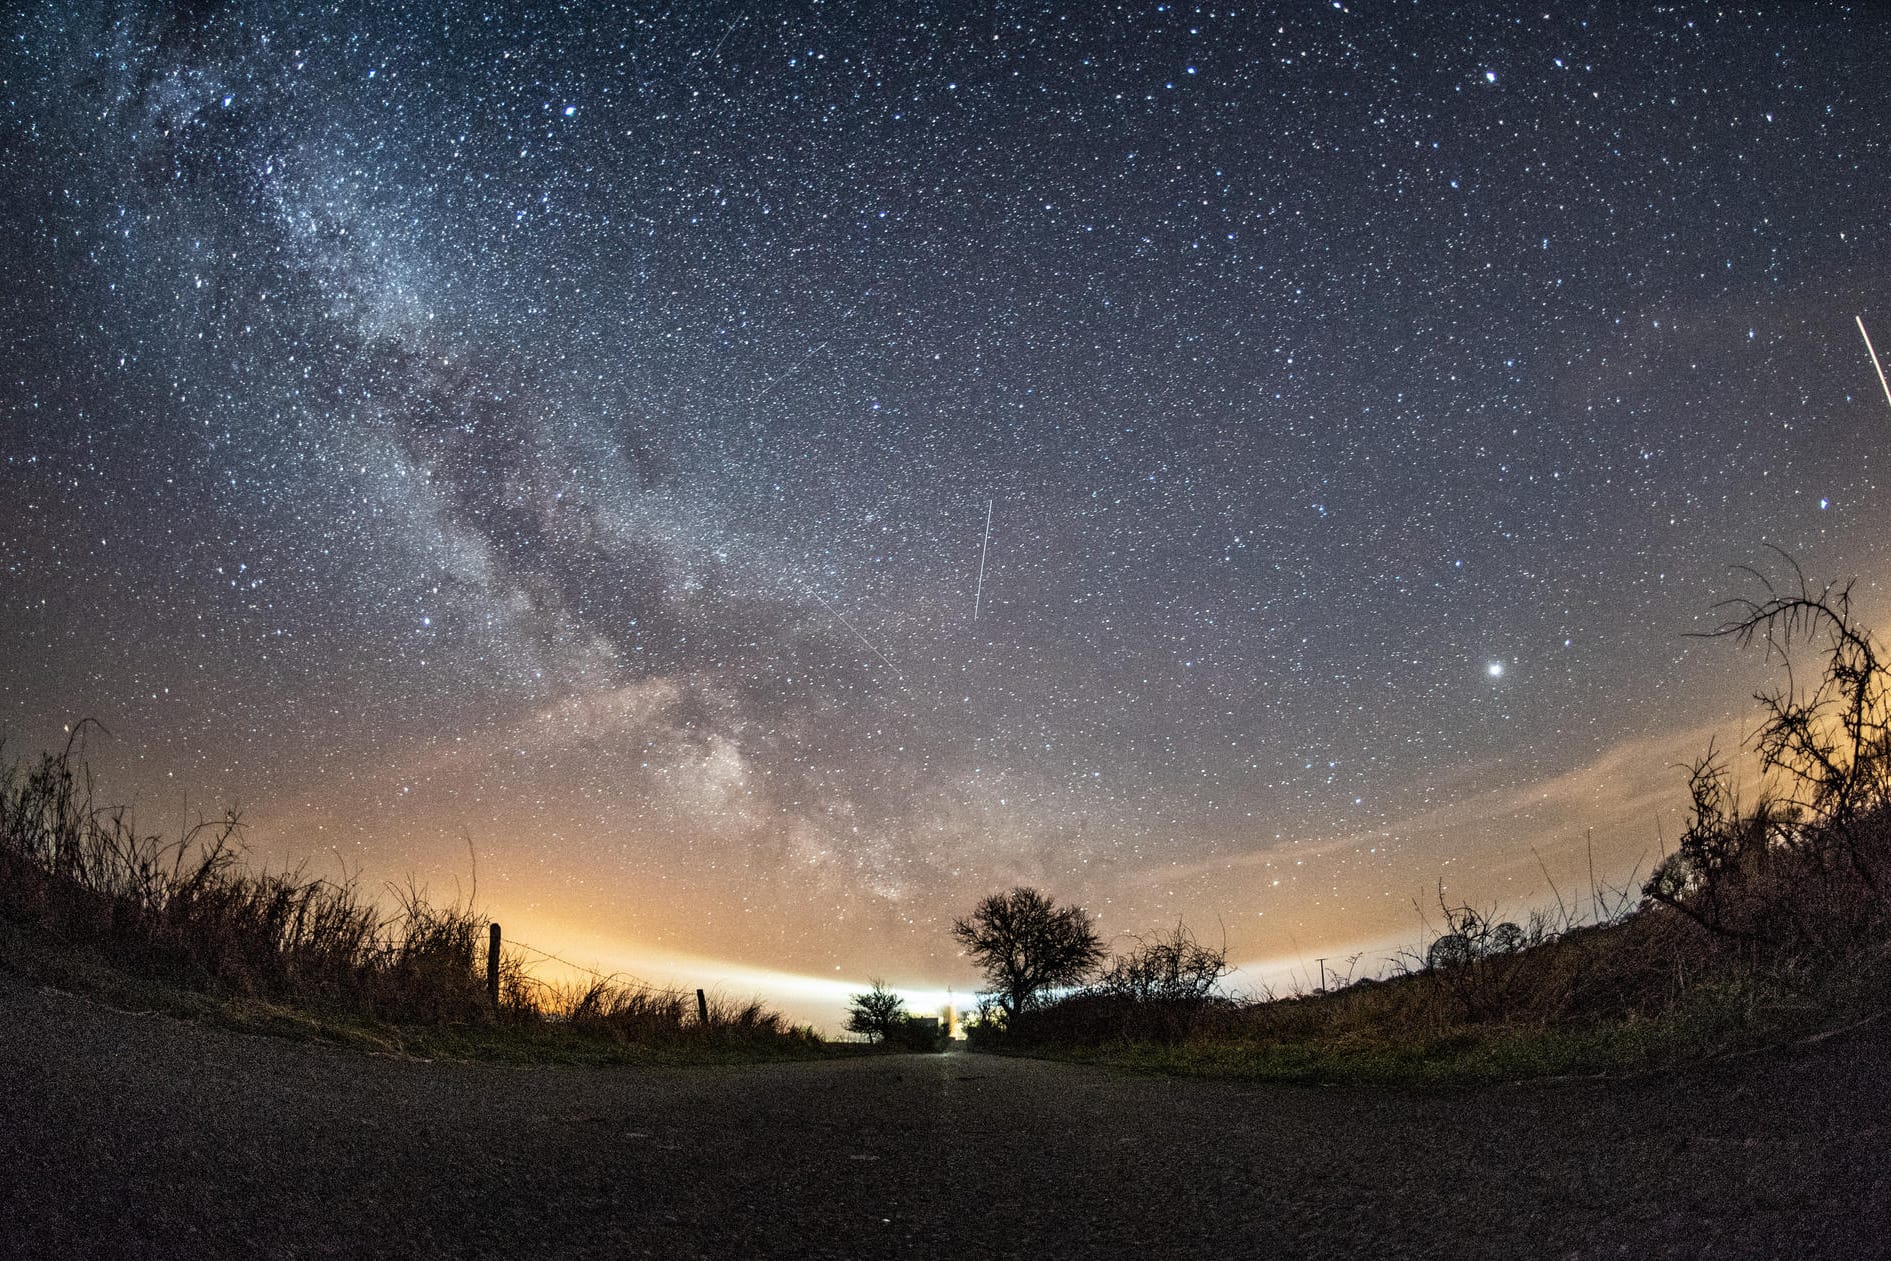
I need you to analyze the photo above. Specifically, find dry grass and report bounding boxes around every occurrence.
[996,887,1887,1083]
[996,838,1891,1082]
[0,729,814,1057]
[531,976,803,1049]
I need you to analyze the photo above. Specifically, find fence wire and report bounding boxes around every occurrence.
[503,935,695,1001]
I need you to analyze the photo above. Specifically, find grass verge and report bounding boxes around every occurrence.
[987,977,1879,1087]
[979,895,1891,1086]
[0,732,824,1066]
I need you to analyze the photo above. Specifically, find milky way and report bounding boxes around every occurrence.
[3,3,1889,1013]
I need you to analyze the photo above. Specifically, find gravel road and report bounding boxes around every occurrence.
[2,970,1886,1259]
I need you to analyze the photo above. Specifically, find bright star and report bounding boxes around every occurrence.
[1487,661,1505,677]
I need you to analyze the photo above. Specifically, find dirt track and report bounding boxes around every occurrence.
[2,970,1886,1259]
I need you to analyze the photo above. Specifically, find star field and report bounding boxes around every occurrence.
[3,2,1889,1004]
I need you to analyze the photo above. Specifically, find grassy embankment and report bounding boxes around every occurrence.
[983,572,1891,1083]
[0,730,826,1065]
[989,894,1890,1085]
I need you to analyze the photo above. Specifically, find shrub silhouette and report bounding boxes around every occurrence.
[1420,900,1537,1020]
[844,980,906,1043]
[1094,922,1230,1004]
[1010,921,1232,1045]
[1645,558,1891,957]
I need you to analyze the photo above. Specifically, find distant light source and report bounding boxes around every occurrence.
[1487,661,1505,678]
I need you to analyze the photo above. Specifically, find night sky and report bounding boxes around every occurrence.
[4,2,1889,1025]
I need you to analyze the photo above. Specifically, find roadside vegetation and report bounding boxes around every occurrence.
[0,728,819,1065]
[959,563,1891,1083]
[844,979,949,1051]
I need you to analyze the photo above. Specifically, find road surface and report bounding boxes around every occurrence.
[2,969,1886,1258]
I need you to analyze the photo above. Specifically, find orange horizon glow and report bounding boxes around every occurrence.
[198,705,1778,1035]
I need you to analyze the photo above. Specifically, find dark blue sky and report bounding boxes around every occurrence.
[3,2,1888,989]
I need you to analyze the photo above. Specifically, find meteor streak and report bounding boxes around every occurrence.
[1858,316,1891,412]
[751,342,829,403]
[973,499,993,619]
[802,583,902,680]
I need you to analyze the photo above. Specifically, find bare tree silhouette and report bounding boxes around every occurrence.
[951,887,1105,1020]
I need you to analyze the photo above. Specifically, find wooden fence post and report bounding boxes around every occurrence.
[488,922,502,1010]
[696,987,710,1027]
